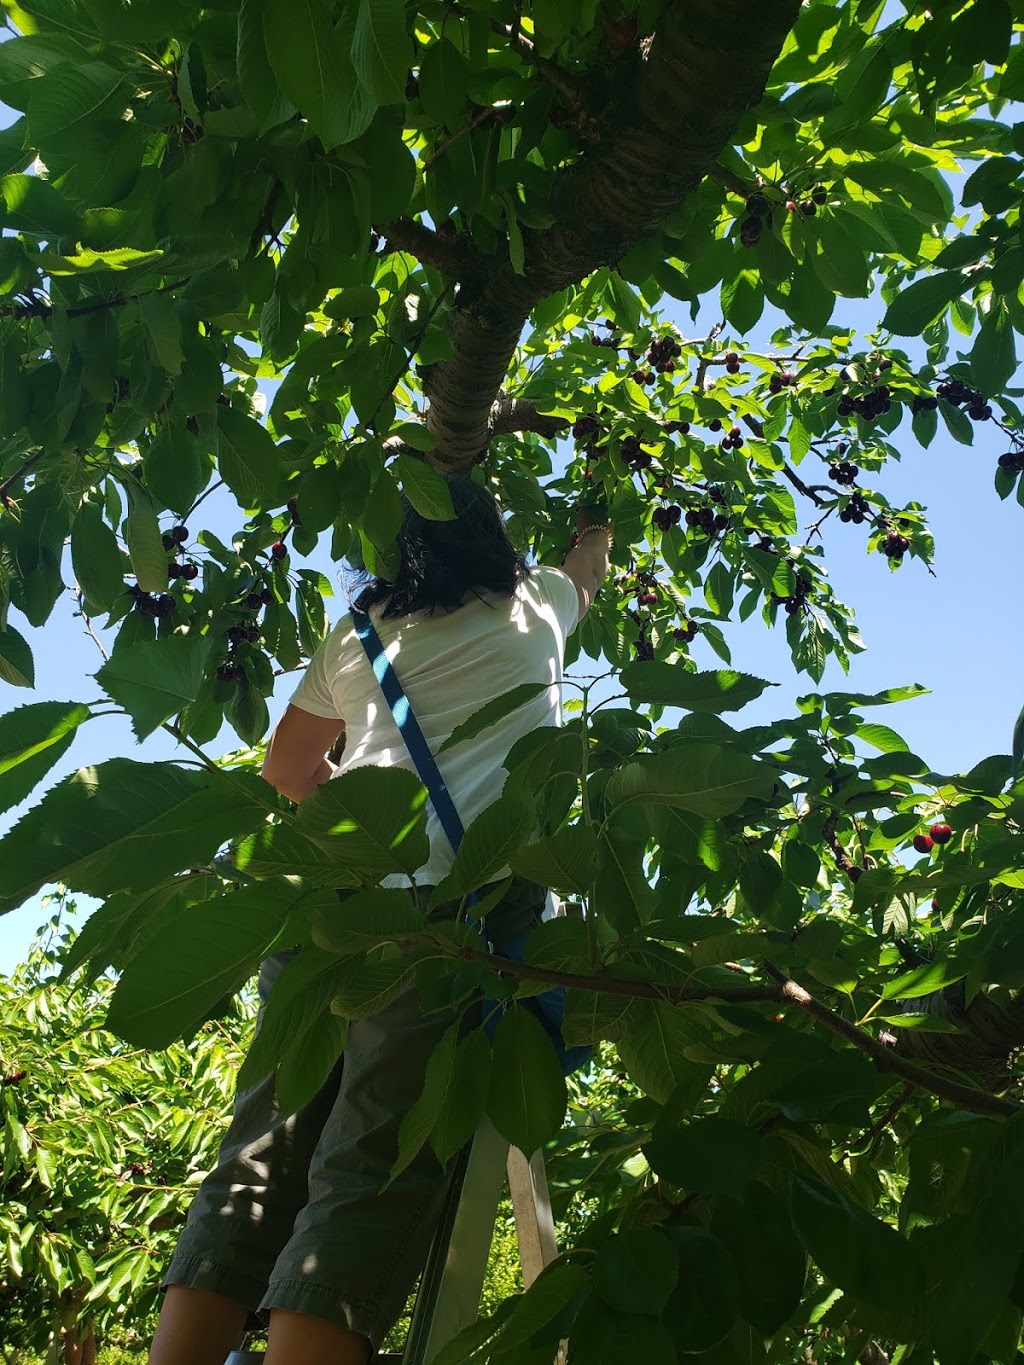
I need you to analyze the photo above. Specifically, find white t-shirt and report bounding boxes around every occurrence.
[289,565,580,888]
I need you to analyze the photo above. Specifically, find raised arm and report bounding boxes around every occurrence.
[559,504,614,619]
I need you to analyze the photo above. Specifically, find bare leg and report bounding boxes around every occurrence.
[148,1285,249,1365]
[263,1308,372,1365]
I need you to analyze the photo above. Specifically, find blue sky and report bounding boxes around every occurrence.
[1,69,1022,971]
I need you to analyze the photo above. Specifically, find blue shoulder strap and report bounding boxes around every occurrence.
[351,608,466,856]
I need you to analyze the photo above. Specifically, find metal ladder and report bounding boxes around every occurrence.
[224,1125,558,1364]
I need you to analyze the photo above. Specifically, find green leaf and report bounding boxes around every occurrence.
[971,302,1017,392]
[486,1004,567,1154]
[621,664,776,712]
[312,886,424,956]
[393,453,454,521]
[70,500,124,615]
[663,1226,739,1353]
[571,1297,678,1365]
[276,1005,348,1114]
[264,0,371,150]
[855,722,909,753]
[350,0,408,104]
[776,1051,886,1124]
[296,575,328,657]
[605,745,772,819]
[594,1229,679,1317]
[721,268,764,333]
[712,1182,806,1337]
[1012,702,1024,781]
[436,683,549,755]
[227,679,270,746]
[616,1001,713,1105]
[329,946,418,1018]
[216,405,280,509]
[106,880,309,1048]
[431,1026,491,1165]
[431,783,536,903]
[144,423,205,519]
[25,59,125,143]
[0,760,269,912]
[140,293,183,376]
[236,949,348,1089]
[95,635,210,739]
[882,270,968,336]
[789,1174,923,1309]
[123,479,167,593]
[416,35,470,126]
[236,0,296,130]
[489,1263,589,1354]
[0,171,78,235]
[881,959,966,1001]
[510,824,598,896]
[0,700,90,815]
[295,765,430,879]
[645,1116,761,1196]
[0,624,35,688]
[388,1022,458,1184]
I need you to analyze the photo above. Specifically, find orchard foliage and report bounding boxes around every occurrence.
[2,0,1024,1360]
[0,900,255,1364]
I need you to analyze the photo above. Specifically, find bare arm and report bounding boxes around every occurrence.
[560,506,614,619]
[263,704,347,803]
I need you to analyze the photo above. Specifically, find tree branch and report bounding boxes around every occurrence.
[488,396,570,440]
[379,217,479,279]
[455,944,784,1005]
[763,961,1021,1118]
[423,0,803,466]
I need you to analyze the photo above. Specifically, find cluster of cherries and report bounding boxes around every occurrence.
[652,504,682,531]
[914,822,952,854]
[837,491,869,524]
[130,585,175,618]
[768,370,799,395]
[738,185,827,246]
[773,571,813,616]
[827,460,859,486]
[881,530,911,562]
[161,525,200,582]
[836,385,893,422]
[998,450,1024,472]
[216,584,274,683]
[632,334,682,385]
[936,378,993,421]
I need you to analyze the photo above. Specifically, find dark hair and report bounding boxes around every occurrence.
[352,474,529,619]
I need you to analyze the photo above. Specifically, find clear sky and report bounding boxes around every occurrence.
[1,82,1022,972]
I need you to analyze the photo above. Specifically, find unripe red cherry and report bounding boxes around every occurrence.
[913,833,934,854]
[929,822,952,844]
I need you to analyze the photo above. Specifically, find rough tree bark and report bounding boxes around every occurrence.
[414,0,803,467]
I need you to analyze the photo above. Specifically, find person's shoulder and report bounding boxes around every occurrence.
[523,564,576,604]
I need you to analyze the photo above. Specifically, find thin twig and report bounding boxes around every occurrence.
[0,277,190,321]
[424,104,495,168]
[0,449,45,506]
[182,478,224,525]
[73,596,110,663]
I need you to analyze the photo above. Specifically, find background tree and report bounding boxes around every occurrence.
[1,0,1024,1360]
[0,898,253,1364]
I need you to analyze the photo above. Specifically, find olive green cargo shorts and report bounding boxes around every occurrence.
[161,877,545,1353]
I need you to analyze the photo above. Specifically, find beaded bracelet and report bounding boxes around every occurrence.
[572,522,614,549]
